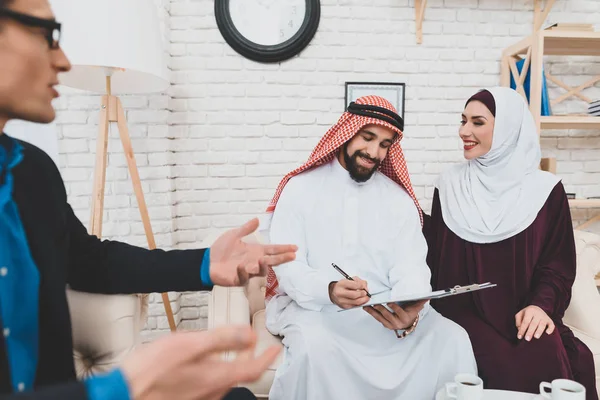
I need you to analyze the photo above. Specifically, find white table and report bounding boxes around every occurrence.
[436,388,543,400]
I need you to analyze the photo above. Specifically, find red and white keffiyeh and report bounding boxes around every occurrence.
[264,95,422,301]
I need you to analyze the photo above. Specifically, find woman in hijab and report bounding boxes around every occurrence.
[425,86,597,399]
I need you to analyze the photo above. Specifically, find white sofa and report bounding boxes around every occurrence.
[67,289,148,378]
[207,229,600,399]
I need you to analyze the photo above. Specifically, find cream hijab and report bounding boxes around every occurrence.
[436,87,560,244]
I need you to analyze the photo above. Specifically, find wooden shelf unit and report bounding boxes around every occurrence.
[501,30,600,133]
[415,0,427,44]
[504,30,600,59]
[569,199,600,208]
[541,115,600,130]
[501,29,600,230]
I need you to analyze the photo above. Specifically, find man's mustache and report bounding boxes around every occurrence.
[353,151,379,165]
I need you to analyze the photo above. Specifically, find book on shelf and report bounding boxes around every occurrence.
[589,100,600,117]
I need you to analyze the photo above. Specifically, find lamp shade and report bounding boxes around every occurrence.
[50,0,169,95]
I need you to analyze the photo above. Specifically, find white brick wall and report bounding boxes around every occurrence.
[56,0,600,340]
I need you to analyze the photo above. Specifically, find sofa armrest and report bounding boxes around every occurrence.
[203,228,264,331]
[564,231,600,340]
[208,286,251,328]
[207,286,251,362]
[203,228,268,362]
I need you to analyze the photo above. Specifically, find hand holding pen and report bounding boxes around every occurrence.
[328,263,371,310]
[331,263,372,297]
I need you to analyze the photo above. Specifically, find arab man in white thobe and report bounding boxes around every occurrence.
[261,95,477,400]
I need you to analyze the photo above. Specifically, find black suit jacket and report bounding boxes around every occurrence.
[0,135,208,399]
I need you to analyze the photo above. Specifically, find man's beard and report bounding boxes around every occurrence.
[342,144,381,183]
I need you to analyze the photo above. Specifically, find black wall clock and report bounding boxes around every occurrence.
[215,0,320,63]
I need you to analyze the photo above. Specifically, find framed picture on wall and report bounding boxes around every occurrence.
[345,82,406,121]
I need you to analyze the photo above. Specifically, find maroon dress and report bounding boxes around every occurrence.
[425,182,597,399]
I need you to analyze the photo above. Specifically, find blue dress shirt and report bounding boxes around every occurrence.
[0,137,40,393]
[0,134,212,398]
[201,249,213,286]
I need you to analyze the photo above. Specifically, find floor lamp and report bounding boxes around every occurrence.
[50,0,178,332]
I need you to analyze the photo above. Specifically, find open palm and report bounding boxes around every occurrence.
[209,218,297,287]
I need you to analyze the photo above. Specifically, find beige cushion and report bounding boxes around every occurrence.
[67,289,147,378]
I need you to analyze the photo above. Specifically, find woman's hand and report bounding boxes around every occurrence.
[515,305,555,341]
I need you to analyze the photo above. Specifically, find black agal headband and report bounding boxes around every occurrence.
[347,102,404,132]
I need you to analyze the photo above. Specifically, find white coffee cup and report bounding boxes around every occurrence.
[445,373,484,400]
[539,379,586,399]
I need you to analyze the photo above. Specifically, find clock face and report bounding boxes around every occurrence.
[215,0,320,63]
[229,0,307,46]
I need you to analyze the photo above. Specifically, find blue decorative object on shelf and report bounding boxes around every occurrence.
[510,58,552,116]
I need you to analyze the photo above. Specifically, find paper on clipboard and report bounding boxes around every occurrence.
[338,282,497,312]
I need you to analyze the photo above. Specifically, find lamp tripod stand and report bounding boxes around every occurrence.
[89,73,177,332]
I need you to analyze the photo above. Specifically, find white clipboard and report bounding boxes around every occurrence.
[338,282,497,311]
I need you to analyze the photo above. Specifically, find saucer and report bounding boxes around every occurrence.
[435,388,542,400]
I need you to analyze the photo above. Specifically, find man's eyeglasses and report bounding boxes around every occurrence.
[0,8,61,49]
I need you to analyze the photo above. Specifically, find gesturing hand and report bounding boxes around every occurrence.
[515,305,555,341]
[363,300,427,331]
[209,218,298,286]
[329,277,370,309]
[122,325,280,400]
